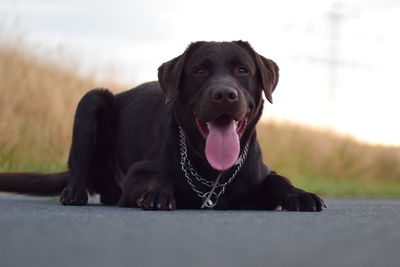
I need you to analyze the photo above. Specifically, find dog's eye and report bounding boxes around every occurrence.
[236,67,249,76]
[193,68,208,77]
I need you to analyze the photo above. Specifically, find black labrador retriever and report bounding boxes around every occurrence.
[0,41,325,211]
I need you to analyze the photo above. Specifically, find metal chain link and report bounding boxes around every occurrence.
[178,126,250,209]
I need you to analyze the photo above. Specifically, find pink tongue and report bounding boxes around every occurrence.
[205,119,240,171]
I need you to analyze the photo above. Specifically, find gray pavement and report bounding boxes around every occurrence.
[0,193,399,267]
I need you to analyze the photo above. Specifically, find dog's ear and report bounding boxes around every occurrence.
[158,43,203,104]
[257,55,279,104]
[158,53,186,104]
[235,41,279,104]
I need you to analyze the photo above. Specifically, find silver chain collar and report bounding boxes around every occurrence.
[178,126,250,209]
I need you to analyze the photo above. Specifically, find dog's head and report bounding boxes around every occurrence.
[158,41,279,171]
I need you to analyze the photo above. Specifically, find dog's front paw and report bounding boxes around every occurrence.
[60,186,88,206]
[282,189,326,212]
[118,190,176,210]
[136,191,176,211]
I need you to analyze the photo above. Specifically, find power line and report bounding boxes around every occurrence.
[292,2,370,109]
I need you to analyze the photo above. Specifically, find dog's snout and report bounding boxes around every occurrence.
[211,87,238,105]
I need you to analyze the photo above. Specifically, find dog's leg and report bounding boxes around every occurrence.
[232,171,325,211]
[60,89,121,205]
[258,172,326,211]
[118,160,176,210]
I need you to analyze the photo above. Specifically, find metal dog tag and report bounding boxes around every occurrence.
[205,199,213,208]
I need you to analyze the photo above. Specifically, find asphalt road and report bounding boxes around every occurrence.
[0,193,399,267]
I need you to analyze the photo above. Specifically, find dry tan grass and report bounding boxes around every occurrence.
[0,31,399,184]
[257,121,400,182]
[0,33,125,170]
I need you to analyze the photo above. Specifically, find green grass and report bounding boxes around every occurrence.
[292,177,400,198]
[0,149,66,173]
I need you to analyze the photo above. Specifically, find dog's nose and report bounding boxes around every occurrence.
[211,87,238,105]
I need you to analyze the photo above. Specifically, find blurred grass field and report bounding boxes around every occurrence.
[258,122,400,197]
[1,31,399,198]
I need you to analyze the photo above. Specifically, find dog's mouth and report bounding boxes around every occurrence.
[195,115,248,171]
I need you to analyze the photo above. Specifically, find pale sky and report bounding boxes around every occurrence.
[1,0,399,145]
